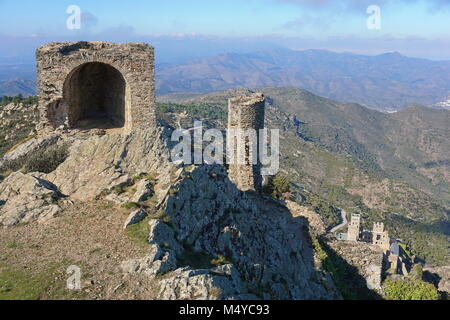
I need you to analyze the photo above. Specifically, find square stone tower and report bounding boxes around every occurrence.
[372,222,390,251]
[347,214,361,242]
[36,41,156,133]
[227,93,265,192]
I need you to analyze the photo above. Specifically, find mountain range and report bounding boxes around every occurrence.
[156,48,450,111]
[0,78,36,97]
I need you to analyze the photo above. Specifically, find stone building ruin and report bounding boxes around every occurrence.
[36,41,156,133]
[372,222,390,251]
[346,215,391,252]
[347,213,361,242]
[227,93,266,192]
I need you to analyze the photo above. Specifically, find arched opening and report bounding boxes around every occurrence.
[63,62,128,130]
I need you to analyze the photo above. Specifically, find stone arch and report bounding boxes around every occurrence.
[36,42,156,134]
[62,62,131,130]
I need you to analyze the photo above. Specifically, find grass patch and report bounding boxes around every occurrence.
[6,241,20,249]
[121,202,141,210]
[211,255,233,267]
[0,263,62,300]
[125,218,150,246]
[149,210,172,225]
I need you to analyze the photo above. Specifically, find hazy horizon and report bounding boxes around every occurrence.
[1,0,450,63]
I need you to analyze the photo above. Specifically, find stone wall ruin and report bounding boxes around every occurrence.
[36,41,155,133]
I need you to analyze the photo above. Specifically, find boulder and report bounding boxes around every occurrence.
[155,165,341,300]
[148,219,183,255]
[131,179,153,203]
[45,128,173,201]
[120,244,177,277]
[157,265,250,300]
[0,172,61,226]
[123,208,148,229]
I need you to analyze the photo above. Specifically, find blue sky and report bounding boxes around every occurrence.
[1,0,450,61]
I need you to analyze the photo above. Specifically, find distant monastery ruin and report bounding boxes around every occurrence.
[343,214,410,276]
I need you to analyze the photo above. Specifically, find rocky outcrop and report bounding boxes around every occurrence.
[424,266,450,294]
[123,208,148,229]
[1,125,342,299]
[148,220,183,255]
[0,172,61,226]
[1,134,59,164]
[36,41,156,132]
[120,243,177,277]
[328,240,384,291]
[0,127,174,226]
[158,265,255,300]
[130,165,342,300]
[44,128,173,201]
[286,200,327,235]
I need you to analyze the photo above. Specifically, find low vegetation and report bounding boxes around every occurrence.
[0,143,69,179]
[156,102,227,122]
[0,95,38,106]
[264,173,291,200]
[383,278,440,300]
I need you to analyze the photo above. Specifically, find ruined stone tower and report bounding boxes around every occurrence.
[347,214,361,242]
[36,41,155,133]
[372,222,390,251]
[227,93,265,192]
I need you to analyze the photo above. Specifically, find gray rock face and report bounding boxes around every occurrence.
[155,165,341,300]
[158,265,254,300]
[424,266,450,294]
[0,172,61,226]
[123,208,148,229]
[329,240,384,291]
[131,179,153,203]
[148,219,183,255]
[120,244,177,277]
[45,128,172,201]
[1,134,59,165]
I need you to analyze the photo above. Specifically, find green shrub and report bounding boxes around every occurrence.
[211,254,233,266]
[265,173,291,200]
[0,95,38,107]
[23,143,69,174]
[409,265,424,281]
[383,278,440,300]
[0,143,69,175]
[121,202,141,210]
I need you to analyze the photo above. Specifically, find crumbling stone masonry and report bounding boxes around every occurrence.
[227,93,265,192]
[36,41,155,133]
[347,213,361,242]
[372,222,390,251]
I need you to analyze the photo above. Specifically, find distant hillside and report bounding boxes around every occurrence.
[0,78,36,97]
[157,49,450,111]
